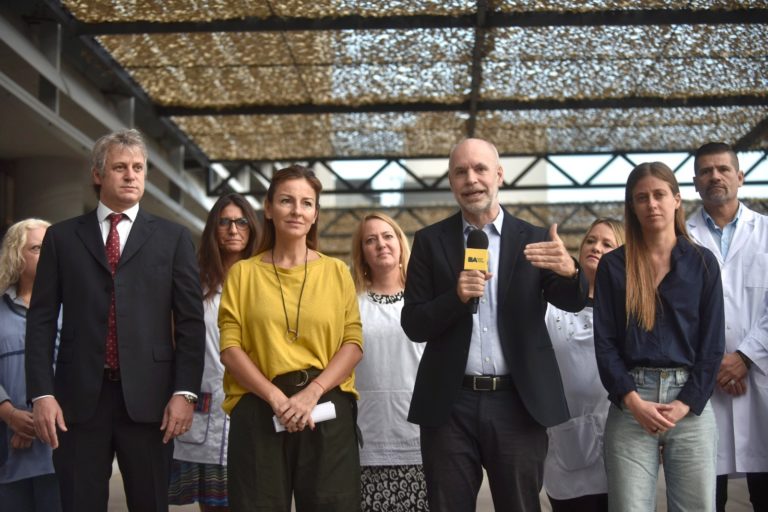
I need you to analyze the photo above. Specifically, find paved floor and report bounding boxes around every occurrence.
[107,461,753,511]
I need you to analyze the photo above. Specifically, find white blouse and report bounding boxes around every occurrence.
[356,292,425,466]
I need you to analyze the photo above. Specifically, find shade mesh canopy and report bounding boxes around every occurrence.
[60,0,768,162]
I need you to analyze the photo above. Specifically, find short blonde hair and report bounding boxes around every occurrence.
[351,212,410,293]
[0,218,51,291]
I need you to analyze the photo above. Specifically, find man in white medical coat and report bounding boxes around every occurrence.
[687,142,768,512]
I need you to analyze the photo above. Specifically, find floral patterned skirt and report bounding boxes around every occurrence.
[361,464,429,511]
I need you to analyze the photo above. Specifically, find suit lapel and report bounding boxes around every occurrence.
[117,209,157,268]
[438,212,465,278]
[497,209,524,301]
[76,210,111,273]
[119,209,156,268]
[687,210,717,254]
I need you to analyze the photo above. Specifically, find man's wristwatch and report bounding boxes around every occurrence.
[179,393,197,405]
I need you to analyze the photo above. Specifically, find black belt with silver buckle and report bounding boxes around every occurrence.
[104,368,121,381]
[462,375,511,391]
[272,368,322,388]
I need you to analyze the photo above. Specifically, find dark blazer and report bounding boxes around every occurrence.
[401,210,588,428]
[25,208,205,424]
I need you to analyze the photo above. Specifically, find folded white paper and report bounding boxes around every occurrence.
[273,401,337,432]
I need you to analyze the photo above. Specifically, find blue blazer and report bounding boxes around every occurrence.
[25,208,205,424]
[401,210,588,428]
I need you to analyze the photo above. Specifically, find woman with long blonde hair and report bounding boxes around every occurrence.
[594,162,725,511]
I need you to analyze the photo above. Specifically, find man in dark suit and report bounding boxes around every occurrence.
[401,138,588,511]
[25,129,205,511]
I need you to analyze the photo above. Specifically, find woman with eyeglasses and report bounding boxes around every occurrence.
[169,193,260,512]
[219,165,363,512]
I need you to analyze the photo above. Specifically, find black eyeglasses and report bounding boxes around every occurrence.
[218,217,249,230]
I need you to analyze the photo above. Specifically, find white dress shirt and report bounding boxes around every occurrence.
[463,209,509,376]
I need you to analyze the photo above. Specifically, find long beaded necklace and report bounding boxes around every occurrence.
[271,246,308,342]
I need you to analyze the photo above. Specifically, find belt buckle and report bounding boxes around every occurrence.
[473,376,496,391]
[296,369,309,387]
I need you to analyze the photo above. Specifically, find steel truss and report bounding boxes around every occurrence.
[316,198,768,261]
[206,149,768,198]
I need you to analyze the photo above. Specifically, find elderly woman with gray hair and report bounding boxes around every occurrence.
[0,218,61,511]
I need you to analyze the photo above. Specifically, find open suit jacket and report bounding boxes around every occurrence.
[25,208,205,424]
[401,210,588,428]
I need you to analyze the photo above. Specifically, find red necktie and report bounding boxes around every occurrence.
[105,213,124,369]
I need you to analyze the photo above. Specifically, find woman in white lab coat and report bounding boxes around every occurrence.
[543,218,624,512]
[169,193,260,512]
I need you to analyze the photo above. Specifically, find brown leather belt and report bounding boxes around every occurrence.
[462,375,511,391]
[104,368,121,381]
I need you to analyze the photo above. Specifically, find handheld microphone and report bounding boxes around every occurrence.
[464,229,489,314]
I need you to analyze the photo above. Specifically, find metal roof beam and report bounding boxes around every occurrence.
[269,180,768,195]
[69,9,768,35]
[159,94,768,117]
[465,0,489,137]
[734,116,768,151]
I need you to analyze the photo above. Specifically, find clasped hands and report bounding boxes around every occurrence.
[5,406,36,449]
[271,382,323,433]
[623,391,690,436]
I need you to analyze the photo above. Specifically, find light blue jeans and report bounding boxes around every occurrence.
[604,367,717,512]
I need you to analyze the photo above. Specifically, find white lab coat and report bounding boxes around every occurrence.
[173,290,229,465]
[687,205,768,475]
[543,304,609,500]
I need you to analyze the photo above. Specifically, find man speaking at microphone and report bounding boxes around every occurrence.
[401,138,588,511]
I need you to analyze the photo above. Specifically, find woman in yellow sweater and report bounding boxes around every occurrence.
[219,165,363,512]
